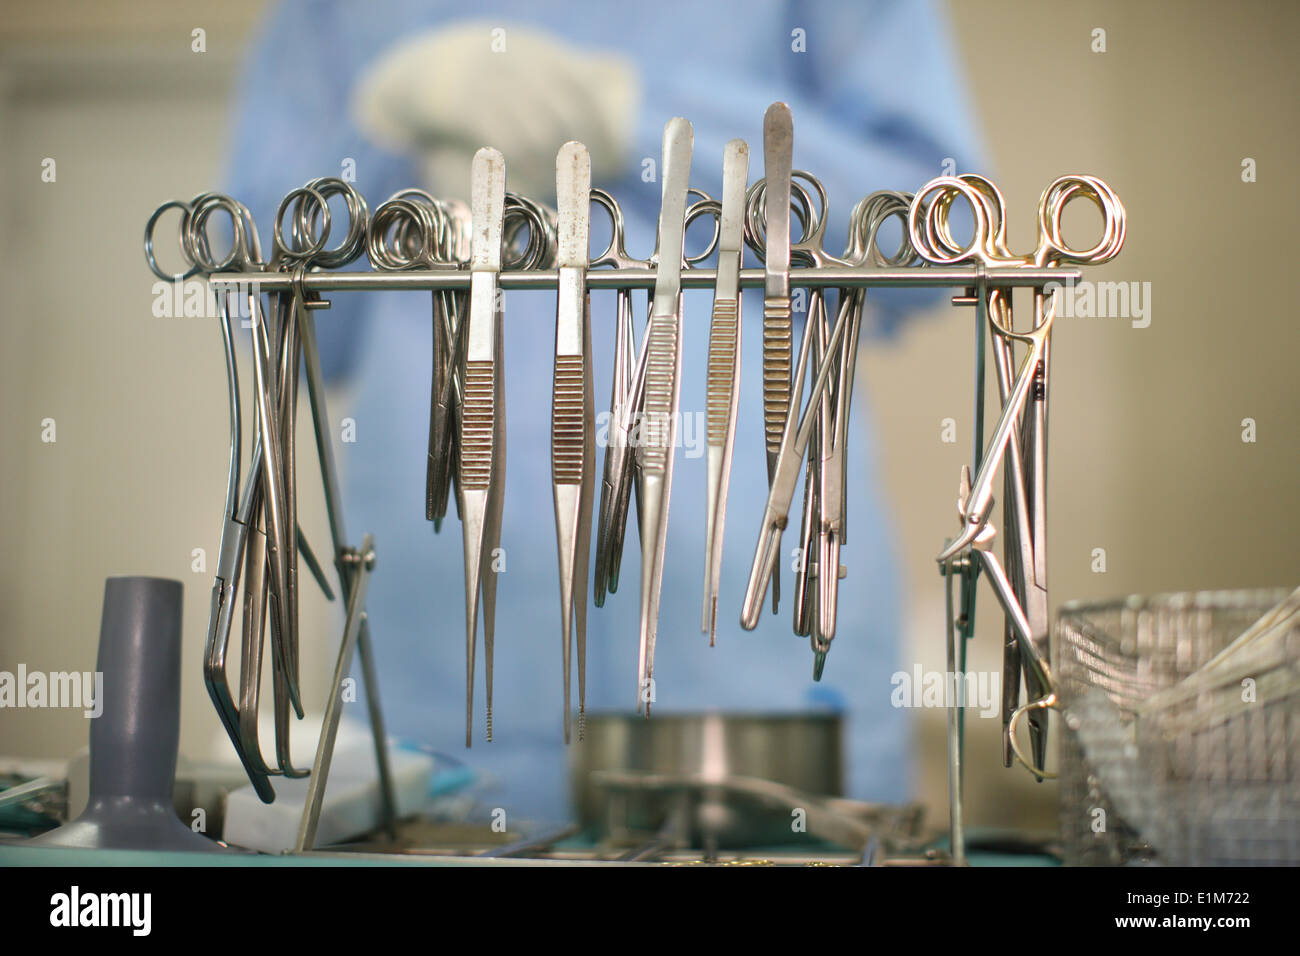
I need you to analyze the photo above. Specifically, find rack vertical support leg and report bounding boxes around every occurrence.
[294,535,389,852]
[356,618,397,837]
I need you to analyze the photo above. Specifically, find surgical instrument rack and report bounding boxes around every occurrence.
[150,102,1120,866]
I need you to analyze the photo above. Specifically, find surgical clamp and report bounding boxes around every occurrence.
[912,173,1125,773]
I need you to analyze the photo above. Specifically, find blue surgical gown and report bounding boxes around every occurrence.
[227,0,985,821]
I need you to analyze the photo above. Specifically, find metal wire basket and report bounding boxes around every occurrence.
[1056,589,1300,865]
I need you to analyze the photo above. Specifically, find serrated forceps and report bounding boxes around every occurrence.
[701,138,750,646]
[636,117,693,715]
[460,147,508,746]
[758,102,794,616]
[552,141,595,743]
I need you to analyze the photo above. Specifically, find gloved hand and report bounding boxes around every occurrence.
[352,19,639,198]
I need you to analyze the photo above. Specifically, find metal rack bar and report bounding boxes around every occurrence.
[209,266,1080,293]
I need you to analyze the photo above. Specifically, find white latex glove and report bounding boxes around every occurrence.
[352,20,640,198]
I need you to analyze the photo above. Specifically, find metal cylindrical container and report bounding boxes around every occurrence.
[571,711,843,846]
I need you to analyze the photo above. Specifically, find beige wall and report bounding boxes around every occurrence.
[869,0,1300,828]
[1,0,1295,833]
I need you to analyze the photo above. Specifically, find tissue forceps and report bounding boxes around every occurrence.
[701,138,749,645]
[451,179,557,745]
[460,147,508,746]
[759,102,793,615]
[636,116,693,715]
[552,141,595,742]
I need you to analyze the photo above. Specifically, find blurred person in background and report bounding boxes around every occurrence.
[227,0,983,821]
